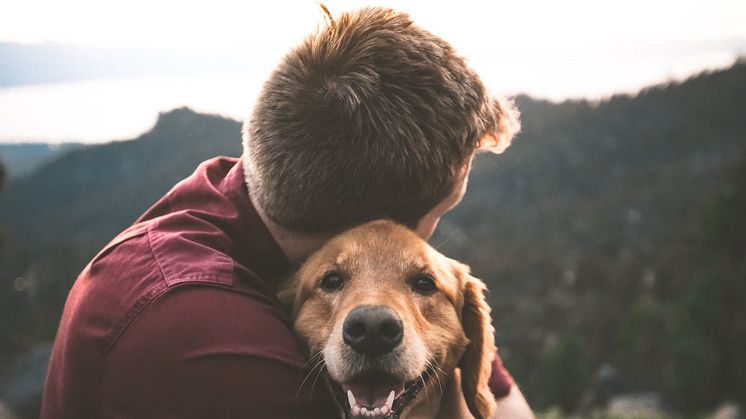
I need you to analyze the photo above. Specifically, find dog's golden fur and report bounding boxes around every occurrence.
[280,220,497,418]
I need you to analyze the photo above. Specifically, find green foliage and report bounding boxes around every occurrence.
[613,294,667,392]
[0,158,4,250]
[536,406,671,419]
[668,273,725,412]
[700,152,746,259]
[535,337,591,412]
[537,407,675,419]
[665,152,746,413]
[434,62,746,414]
[0,143,81,179]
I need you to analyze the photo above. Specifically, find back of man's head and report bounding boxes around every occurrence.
[243,6,519,233]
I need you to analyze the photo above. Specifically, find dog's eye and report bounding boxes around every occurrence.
[412,274,437,294]
[320,273,344,292]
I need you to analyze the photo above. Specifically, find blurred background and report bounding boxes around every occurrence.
[1,1,745,418]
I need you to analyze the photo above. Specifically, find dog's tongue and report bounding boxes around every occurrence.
[341,374,404,409]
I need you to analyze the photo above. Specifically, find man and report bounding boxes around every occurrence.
[42,6,532,418]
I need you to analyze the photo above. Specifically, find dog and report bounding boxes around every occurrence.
[280,220,498,419]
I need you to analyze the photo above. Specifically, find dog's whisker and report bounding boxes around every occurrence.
[308,359,327,400]
[420,373,429,399]
[425,360,445,395]
[431,361,447,382]
[297,351,323,376]
[296,355,327,399]
[432,362,448,394]
[299,351,323,372]
[432,374,444,396]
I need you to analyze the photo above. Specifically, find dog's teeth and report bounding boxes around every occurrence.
[386,390,395,409]
[380,405,389,415]
[347,390,357,408]
[351,405,360,416]
[374,407,382,416]
[360,407,368,415]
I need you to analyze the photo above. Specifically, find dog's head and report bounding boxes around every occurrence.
[281,220,497,418]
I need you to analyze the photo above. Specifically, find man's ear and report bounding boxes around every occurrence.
[458,267,498,419]
[478,96,521,154]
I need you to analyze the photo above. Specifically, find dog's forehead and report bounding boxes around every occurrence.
[312,221,462,294]
[331,221,428,265]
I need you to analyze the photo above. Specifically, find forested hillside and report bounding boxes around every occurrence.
[1,62,744,416]
[0,144,82,179]
[435,60,746,412]
[0,107,242,371]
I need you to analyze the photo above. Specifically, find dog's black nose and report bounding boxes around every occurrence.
[343,305,403,356]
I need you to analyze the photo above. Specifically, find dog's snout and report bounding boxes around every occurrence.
[343,305,403,356]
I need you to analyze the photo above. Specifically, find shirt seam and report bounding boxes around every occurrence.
[93,225,169,417]
[146,220,236,287]
[147,221,168,282]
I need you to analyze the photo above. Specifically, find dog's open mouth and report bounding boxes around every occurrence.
[328,369,431,419]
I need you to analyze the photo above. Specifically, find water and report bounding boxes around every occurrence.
[0,75,263,144]
[0,50,739,144]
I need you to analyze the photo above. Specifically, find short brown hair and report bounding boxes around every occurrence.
[243,6,519,233]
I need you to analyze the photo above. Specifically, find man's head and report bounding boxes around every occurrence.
[243,6,519,235]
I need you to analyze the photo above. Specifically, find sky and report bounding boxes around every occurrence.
[3,0,745,49]
[1,0,745,143]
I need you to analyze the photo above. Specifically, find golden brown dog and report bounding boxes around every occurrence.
[280,220,498,419]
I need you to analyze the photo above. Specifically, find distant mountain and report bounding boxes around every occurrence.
[0,108,242,376]
[0,143,82,178]
[1,62,745,416]
[433,60,746,411]
[1,107,241,251]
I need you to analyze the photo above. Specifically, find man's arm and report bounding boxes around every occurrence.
[492,386,535,419]
[488,356,535,418]
[100,286,338,418]
[436,369,534,419]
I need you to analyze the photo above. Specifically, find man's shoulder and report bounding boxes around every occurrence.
[106,285,301,371]
[91,213,242,290]
[99,285,336,419]
[68,215,249,353]
[144,213,237,287]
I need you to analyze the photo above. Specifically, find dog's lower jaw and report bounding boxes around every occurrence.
[331,369,449,419]
[396,378,448,419]
[398,397,439,419]
[403,371,476,419]
[339,388,442,419]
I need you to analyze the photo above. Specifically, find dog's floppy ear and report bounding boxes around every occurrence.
[277,275,303,318]
[457,264,497,419]
[277,279,295,306]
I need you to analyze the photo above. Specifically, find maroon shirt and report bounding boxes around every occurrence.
[41,157,512,419]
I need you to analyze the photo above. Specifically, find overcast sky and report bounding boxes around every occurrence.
[1,0,745,143]
[3,0,746,48]
[3,1,746,98]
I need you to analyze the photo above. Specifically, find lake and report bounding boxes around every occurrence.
[0,49,738,144]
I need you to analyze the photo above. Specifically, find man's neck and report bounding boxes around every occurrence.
[249,194,331,265]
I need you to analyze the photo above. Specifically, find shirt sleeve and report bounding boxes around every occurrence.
[488,353,514,399]
[99,285,338,419]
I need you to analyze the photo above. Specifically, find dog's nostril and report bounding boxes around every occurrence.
[343,305,403,356]
[379,319,402,340]
[347,321,366,339]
